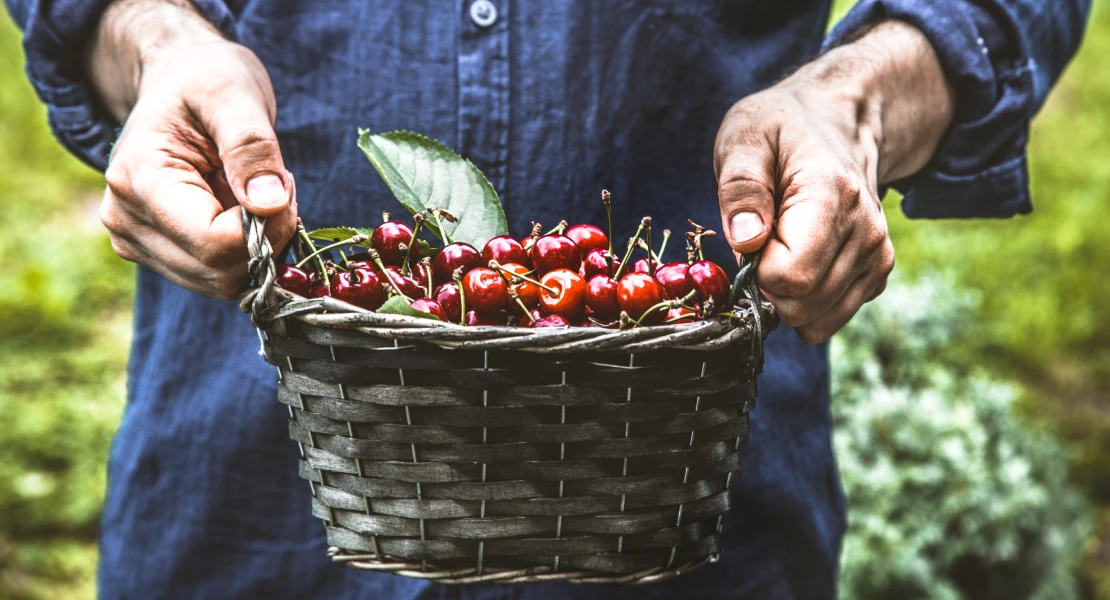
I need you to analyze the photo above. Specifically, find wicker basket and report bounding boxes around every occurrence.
[240,212,777,584]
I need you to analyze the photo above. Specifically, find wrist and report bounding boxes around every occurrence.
[87,0,225,122]
[793,21,956,184]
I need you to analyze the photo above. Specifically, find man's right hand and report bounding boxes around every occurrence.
[89,0,297,300]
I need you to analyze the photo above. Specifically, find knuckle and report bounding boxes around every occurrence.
[99,197,124,234]
[108,235,137,263]
[220,126,280,158]
[104,163,132,198]
[195,243,241,270]
[780,269,819,297]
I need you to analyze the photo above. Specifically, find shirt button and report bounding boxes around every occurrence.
[469,0,497,27]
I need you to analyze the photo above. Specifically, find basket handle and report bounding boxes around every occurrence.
[728,250,765,378]
[242,208,279,328]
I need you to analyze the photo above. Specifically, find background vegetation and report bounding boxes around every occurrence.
[1,1,1109,597]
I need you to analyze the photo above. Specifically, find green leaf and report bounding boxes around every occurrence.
[376,296,441,320]
[357,129,508,248]
[308,227,373,248]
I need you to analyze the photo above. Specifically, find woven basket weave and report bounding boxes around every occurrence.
[240,212,777,584]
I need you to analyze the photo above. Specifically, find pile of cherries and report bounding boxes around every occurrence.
[274,193,731,329]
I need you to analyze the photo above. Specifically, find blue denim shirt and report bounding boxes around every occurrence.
[6,1,1088,598]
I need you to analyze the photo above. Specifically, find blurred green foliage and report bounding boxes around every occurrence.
[0,12,131,600]
[1,0,1110,598]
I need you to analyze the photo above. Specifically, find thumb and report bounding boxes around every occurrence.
[202,97,290,217]
[715,146,777,255]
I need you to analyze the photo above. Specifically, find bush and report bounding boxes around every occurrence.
[832,277,1091,600]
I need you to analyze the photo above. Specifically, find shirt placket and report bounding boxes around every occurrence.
[457,0,511,207]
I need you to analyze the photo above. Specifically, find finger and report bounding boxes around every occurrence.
[190,73,290,217]
[715,130,777,255]
[793,241,894,344]
[760,238,862,328]
[758,171,866,299]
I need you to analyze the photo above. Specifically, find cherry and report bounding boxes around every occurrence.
[569,313,595,328]
[666,306,698,324]
[539,268,587,319]
[275,264,311,296]
[462,267,510,314]
[432,242,482,285]
[344,259,380,274]
[498,262,539,313]
[617,272,666,324]
[655,262,693,300]
[526,314,570,328]
[370,221,415,266]
[332,269,386,310]
[581,248,614,280]
[433,282,463,323]
[482,235,531,268]
[687,260,730,310]
[310,279,332,298]
[384,266,426,299]
[565,224,609,256]
[530,234,581,275]
[410,298,446,321]
[586,275,620,321]
[631,257,662,275]
[412,261,432,294]
[466,310,507,326]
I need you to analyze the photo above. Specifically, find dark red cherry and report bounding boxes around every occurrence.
[384,266,426,299]
[483,235,531,268]
[432,242,482,285]
[275,264,312,296]
[564,224,609,256]
[655,262,693,300]
[530,235,581,275]
[539,268,586,319]
[411,261,431,291]
[586,275,620,321]
[581,248,614,280]
[463,267,510,314]
[410,298,446,321]
[521,235,538,254]
[466,310,507,326]
[527,314,570,328]
[370,221,415,266]
[618,272,666,325]
[498,262,539,313]
[332,270,386,311]
[687,260,730,310]
[665,306,698,324]
[310,279,332,298]
[631,257,662,274]
[433,282,463,323]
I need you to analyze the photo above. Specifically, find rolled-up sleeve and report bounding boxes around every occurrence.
[824,0,1091,219]
[3,0,238,171]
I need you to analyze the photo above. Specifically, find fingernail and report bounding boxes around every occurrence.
[730,212,764,243]
[246,174,287,209]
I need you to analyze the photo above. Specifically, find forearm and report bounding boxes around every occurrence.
[87,0,224,122]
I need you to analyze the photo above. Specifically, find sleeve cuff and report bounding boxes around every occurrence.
[20,0,238,171]
[824,0,1037,219]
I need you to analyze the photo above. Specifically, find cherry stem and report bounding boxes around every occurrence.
[514,297,536,322]
[455,275,467,325]
[296,219,329,285]
[612,220,647,280]
[490,261,559,294]
[635,290,697,327]
[545,220,568,235]
[602,189,613,255]
[429,208,453,245]
[400,215,425,275]
[658,230,671,262]
[369,251,412,303]
[421,259,434,298]
[295,235,368,269]
[645,220,655,276]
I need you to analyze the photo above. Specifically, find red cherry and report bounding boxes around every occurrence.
[466,310,507,326]
[433,282,463,323]
[332,270,386,311]
[687,260,730,310]
[412,261,432,292]
[384,266,426,299]
[462,268,510,314]
[310,279,332,298]
[631,257,662,274]
[665,306,698,324]
[617,272,666,324]
[530,235,581,275]
[498,262,539,313]
[526,314,570,328]
[586,275,620,321]
[655,262,693,299]
[370,221,415,266]
[521,235,538,254]
[432,242,482,285]
[581,248,614,280]
[410,298,446,321]
[275,264,311,296]
[483,235,531,268]
[539,268,587,319]
[564,224,609,256]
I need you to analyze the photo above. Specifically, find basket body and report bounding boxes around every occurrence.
[261,316,759,584]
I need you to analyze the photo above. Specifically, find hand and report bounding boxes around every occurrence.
[88,0,297,300]
[714,21,955,343]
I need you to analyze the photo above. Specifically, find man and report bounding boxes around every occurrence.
[5,0,1088,597]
